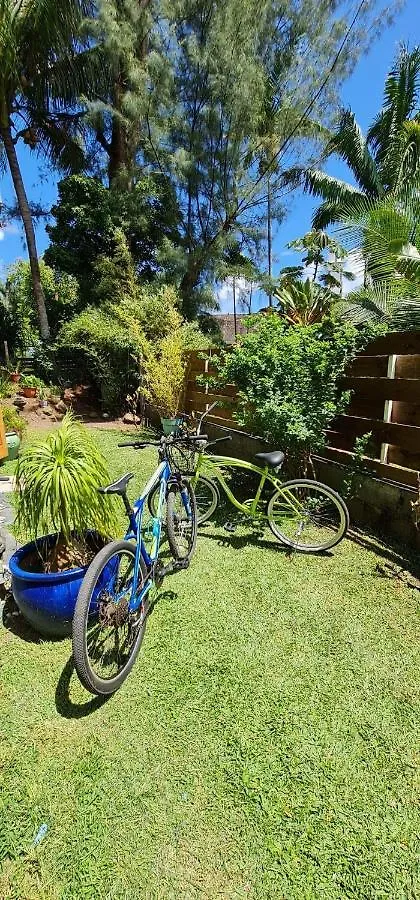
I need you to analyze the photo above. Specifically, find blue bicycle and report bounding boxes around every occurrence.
[72,434,201,695]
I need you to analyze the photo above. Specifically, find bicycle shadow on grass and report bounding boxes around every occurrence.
[55,656,109,719]
[55,588,176,720]
[198,510,334,557]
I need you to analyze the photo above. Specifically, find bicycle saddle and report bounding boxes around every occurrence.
[254,450,285,469]
[98,473,134,495]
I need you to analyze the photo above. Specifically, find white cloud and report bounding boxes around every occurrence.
[0,222,20,242]
[341,251,364,295]
[216,276,255,312]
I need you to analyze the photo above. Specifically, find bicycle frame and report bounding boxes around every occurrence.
[120,455,193,613]
[193,452,303,519]
[123,459,169,613]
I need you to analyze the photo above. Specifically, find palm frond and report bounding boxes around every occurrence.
[368,45,420,164]
[337,282,399,325]
[304,169,367,229]
[325,110,382,196]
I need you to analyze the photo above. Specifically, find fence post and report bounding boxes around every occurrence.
[380,353,397,463]
[204,352,210,411]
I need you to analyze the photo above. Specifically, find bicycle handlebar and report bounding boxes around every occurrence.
[118,441,158,448]
[118,434,209,450]
[205,435,232,449]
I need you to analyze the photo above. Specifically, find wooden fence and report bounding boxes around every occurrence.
[185,331,420,489]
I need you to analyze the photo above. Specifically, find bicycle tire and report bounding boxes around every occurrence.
[166,479,197,561]
[147,482,166,521]
[72,540,148,695]
[267,479,349,552]
[193,475,220,524]
[149,475,219,526]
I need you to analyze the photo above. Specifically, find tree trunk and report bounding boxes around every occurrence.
[108,72,129,187]
[1,123,50,340]
[179,254,203,319]
[232,275,237,338]
[267,174,272,307]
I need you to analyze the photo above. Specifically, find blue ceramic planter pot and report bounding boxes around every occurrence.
[9,532,106,638]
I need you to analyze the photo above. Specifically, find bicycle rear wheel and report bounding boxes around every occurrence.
[166,479,197,561]
[267,479,349,552]
[72,540,148,695]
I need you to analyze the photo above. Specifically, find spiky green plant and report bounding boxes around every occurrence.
[15,412,117,543]
[273,278,333,325]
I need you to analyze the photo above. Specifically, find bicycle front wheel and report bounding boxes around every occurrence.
[267,479,349,552]
[193,475,219,524]
[166,479,197,561]
[72,540,148,695]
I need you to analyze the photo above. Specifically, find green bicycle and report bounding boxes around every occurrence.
[149,404,350,553]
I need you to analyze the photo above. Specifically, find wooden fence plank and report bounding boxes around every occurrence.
[321,447,418,488]
[335,415,420,452]
[359,332,420,356]
[395,355,420,378]
[347,355,389,377]
[342,376,420,402]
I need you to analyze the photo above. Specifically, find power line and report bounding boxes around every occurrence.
[235,0,369,218]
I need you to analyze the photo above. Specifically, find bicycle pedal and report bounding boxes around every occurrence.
[174,558,190,571]
[223,522,237,533]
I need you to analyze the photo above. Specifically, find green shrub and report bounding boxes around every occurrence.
[142,332,186,418]
[56,306,146,412]
[1,405,27,438]
[213,315,386,473]
[4,258,79,349]
[15,412,117,544]
[21,374,45,389]
[57,284,208,412]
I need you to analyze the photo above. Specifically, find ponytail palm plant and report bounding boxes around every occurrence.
[15,412,117,545]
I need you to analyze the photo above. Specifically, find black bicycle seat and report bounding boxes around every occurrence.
[254,450,285,469]
[98,473,134,495]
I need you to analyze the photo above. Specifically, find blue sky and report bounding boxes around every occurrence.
[1,0,419,307]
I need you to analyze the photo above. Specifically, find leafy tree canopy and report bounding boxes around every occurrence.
[45,174,180,305]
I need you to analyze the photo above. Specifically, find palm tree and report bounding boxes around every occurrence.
[336,185,420,329]
[303,45,420,230]
[0,1,93,339]
[287,230,356,294]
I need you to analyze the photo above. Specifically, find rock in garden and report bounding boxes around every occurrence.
[54,400,68,414]
[122,412,141,425]
[13,397,26,409]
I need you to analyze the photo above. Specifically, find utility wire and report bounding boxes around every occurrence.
[234,0,368,219]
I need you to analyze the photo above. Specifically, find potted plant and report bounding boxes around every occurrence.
[0,405,26,461]
[8,412,117,637]
[142,333,186,435]
[8,361,21,384]
[38,384,49,408]
[20,374,43,398]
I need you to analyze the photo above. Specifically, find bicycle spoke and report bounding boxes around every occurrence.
[84,549,141,682]
[268,481,347,551]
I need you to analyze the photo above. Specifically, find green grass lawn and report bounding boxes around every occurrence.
[1,428,419,899]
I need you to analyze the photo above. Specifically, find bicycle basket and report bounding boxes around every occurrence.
[167,441,198,476]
